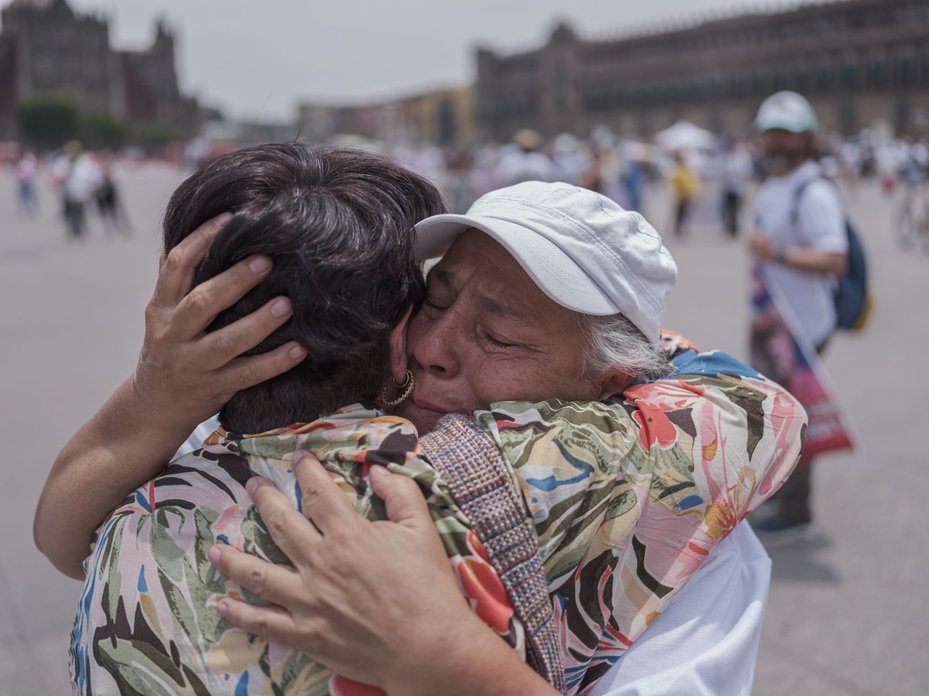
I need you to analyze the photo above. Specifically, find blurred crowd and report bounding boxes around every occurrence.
[4,140,131,239]
[4,125,929,240]
[386,126,929,222]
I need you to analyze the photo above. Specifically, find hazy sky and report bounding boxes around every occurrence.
[65,0,810,121]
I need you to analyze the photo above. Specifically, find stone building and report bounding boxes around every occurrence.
[0,0,198,139]
[476,0,929,141]
[298,86,475,146]
[118,20,198,131]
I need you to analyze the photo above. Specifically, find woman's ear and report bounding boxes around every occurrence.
[387,305,414,384]
[597,368,632,400]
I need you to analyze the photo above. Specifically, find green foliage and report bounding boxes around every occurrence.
[131,123,180,154]
[16,94,181,153]
[81,112,127,149]
[16,94,80,148]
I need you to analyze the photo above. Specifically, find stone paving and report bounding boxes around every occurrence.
[1,163,925,694]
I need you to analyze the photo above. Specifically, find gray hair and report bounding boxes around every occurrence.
[579,313,671,382]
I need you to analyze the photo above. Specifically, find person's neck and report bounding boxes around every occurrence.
[769,156,811,178]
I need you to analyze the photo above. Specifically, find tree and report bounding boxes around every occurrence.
[81,112,127,150]
[16,95,80,149]
[131,122,180,154]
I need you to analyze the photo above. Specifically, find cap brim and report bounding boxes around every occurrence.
[414,214,617,315]
[754,116,813,133]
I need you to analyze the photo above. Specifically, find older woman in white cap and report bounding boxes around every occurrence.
[40,176,803,695]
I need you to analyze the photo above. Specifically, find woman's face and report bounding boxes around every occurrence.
[395,229,613,432]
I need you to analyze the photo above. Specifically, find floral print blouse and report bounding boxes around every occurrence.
[70,337,805,696]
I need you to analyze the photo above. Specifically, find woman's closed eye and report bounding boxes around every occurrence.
[481,329,519,349]
[421,296,448,317]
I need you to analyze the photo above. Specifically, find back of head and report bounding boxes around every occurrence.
[163,143,446,433]
[513,128,543,152]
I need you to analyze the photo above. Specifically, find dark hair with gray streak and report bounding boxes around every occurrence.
[162,143,446,433]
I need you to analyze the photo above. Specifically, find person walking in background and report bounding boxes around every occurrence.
[668,152,699,237]
[496,128,558,186]
[721,140,753,237]
[51,141,103,240]
[748,90,849,542]
[94,152,132,237]
[14,150,39,217]
[622,157,647,213]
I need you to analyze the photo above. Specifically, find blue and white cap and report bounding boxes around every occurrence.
[754,90,818,133]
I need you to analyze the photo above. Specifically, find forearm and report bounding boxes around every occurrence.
[778,246,846,276]
[385,610,559,696]
[34,375,194,579]
[35,214,302,579]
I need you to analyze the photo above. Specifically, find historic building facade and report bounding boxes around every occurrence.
[0,0,198,139]
[476,0,929,141]
[298,86,475,145]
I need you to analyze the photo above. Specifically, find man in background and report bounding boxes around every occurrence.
[51,141,103,240]
[748,90,849,541]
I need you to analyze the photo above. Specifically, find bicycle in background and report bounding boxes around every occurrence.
[895,185,929,252]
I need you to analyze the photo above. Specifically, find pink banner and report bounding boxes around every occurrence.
[750,265,854,459]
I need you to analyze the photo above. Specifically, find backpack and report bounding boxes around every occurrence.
[790,177,873,332]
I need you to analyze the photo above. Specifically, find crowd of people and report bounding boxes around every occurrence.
[387,122,929,235]
[6,121,928,247]
[6,141,131,239]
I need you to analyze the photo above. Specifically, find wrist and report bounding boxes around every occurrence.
[127,372,204,455]
[774,246,789,265]
[385,611,554,696]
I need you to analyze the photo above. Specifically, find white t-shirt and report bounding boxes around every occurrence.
[496,147,559,186]
[178,419,768,695]
[52,154,103,203]
[753,160,848,346]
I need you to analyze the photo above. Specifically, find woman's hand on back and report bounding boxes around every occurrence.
[209,452,558,696]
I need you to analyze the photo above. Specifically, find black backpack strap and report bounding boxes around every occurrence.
[788,175,831,227]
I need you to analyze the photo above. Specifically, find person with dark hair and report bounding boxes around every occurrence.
[38,151,805,695]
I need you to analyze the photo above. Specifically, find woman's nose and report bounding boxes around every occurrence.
[411,310,461,379]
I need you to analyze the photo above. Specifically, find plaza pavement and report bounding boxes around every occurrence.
[1,163,925,694]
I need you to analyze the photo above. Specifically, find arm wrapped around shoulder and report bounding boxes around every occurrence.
[472,344,805,695]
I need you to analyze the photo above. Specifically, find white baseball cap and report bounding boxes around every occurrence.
[754,90,818,133]
[414,181,677,345]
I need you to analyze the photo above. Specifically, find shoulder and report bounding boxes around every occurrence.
[795,173,847,247]
[800,175,843,212]
[625,349,806,521]
[476,399,641,470]
[793,163,842,215]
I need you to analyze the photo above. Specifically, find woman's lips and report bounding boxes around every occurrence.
[408,395,451,416]
[396,392,458,429]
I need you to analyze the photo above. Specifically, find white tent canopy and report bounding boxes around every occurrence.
[654,120,716,151]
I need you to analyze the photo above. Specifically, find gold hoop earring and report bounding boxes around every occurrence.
[380,369,414,407]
